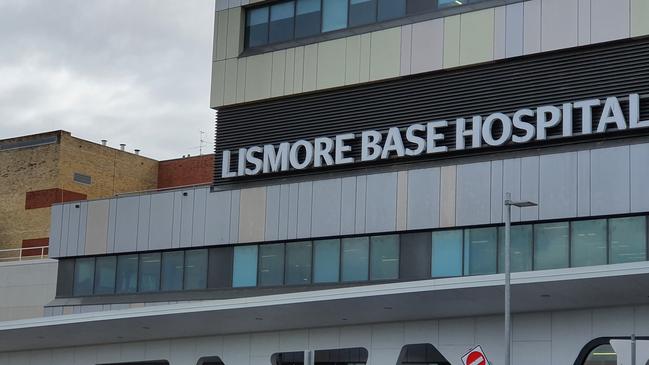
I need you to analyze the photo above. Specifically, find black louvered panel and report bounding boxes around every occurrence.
[213,36,649,187]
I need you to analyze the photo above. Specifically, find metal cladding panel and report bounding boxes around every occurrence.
[214,37,649,187]
[113,196,139,253]
[49,204,63,258]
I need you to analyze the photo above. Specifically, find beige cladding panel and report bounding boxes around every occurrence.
[316,39,347,89]
[345,36,361,85]
[631,0,649,37]
[271,50,287,97]
[443,15,461,68]
[459,8,495,66]
[225,7,243,59]
[439,165,457,228]
[84,200,109,255]
[244,53,273,102]
[303,44,318,92]
[224,58,239,105]
[396,171,408,231]
[215,10,229,61]
[359,33,372,83]
[210,60,226,107]
[238,187,266,243]
[369,28,401,81]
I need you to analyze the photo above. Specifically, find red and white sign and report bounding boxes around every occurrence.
[461,345,489,365]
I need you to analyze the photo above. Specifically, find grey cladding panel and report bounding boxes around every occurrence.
[148,192,175,250]
[490,160,504,223]
[456,162,492,226]
[506,2,524,57]
[297,181,313,238]
[520,156,540,221]
[590,146,631,216]
[355,176,367,234]
[630,143,649,213]
[287,183,299,239]
[192,188,208,246]
[205,190,231,245]
[539,152,578,219]
[172,192,183,248]
[407,168,440,230]
[229,190,240,243]
[278,184,291,240]
[365,172,397,233]
[49,205,63,258]
[66,203,81,256]
[77,202,88,256]
[340,177,357,235]
[136,195,151,251]
[265,185,281,241]
[311,179,342,237]
[106,198,117,254]
[503,158,522,222]
[577,150,591,217]
[114,196,139,253]
[179,190,195,248]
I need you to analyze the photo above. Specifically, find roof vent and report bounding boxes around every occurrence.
[101,139,107,146]
[120,143,126,151]
[134,149,140,155]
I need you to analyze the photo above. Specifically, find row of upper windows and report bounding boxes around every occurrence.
[65,214,648,298]
[245,0,489,50]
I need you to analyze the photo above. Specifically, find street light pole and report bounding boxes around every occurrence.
[504,192,537,365]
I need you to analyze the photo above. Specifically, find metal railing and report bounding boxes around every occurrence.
[0,246,49,262]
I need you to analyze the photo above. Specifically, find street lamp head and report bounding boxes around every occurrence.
[510,200,538,208]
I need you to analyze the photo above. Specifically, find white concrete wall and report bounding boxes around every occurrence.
[2,304,648,365]
[0,260,57,322]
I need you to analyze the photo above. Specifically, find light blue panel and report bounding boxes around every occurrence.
[265,185,281,241]
[77,202,88,256]
[191,188,208,246]
[287,183,299,239]
[311,179,342,237]
[172,192,183,248]
[365,172,397,233]
[630,143,649,213]
[106,198,117,253]
[520,156,540,221]
[49,204,63,258]
[340,177,357,235]
[66,202,81,256]
[577,150,591,217]
[114,196,139,253]
[179,190,195,248]
[539,152,578,219]
[205,190,231,245]
[229,190,240,243]
[456,162,492,226]
[355,175,367,234]
[503,158,522,222]
[505,2,524,57]
[278,184,291,240]
[136,195,151,251]
[591,146,630,216]
[490,160,504,223]
[148,192,174,250]
[407,168,440,230]
[297,181,313,238]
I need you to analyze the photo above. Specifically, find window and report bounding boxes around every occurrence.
[571,219,607,267]
[498,225,533,273]
[609,216,647,264]
[349,0,377,27]
[313,239,341,283]
[272,352,305,365]
[259,243,285,286]
[285,241,313,285]
[73,258,95,296]
[583,344,617,365]
[247,7,269,47]
[184,249,208,290]
[534,222,569,270]
[438,0,465,8]
[139,252,161,292]
[73,172,92,185]
[94,256,116,295]
[397,344,451,365]
[370,234,399,280]
[342,236,369,282]
[296,0,322,38]
[233,245,258,288]
[161,251,184,291]
[116,254,138,293]
[464,227,497,275]
[269,1,295,43]
[407,0,436,14]
[322,0,348,32]
[431,230,463,277]
[378,0,406,21]
[314,348,369,364]
[400,232,432,280]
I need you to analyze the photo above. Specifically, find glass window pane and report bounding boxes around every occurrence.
[247,7,269,47]
[349,0,377,27]
[431,230,463,277]
[406,0,435,14]
[464,227,497,275]
[233,245,258,288]
[342,237,369,282]
[498,225,533,273]
[161,251,184,291]
[313,239,340,283]
[94,256,116,295]
[438,0,464,8]
[378,0,405,21]
[285,241,313,285]
[184,249,208,290]
[269,1,295,44]
[534,222,569,270]
[138,252,161,292]
[296,0,322,38]
[370,235,399,280]
[322,0,348,32]
[609,216,647,264]
[259,243,285,286]
[571,219,607,267]
[584,344,617,365]
[73,257,95,296]
[116,254,138,294]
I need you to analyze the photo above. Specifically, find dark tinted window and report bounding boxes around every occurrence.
[161,251,184,291]
[322,0,348,32]
[314,348,368,364]
[378,0,406,21]
[285,241,312,285]
[116,254,138,293]
[397,344,451,364]
[406,0,435,14]
[139,252,161,292]
[438,0,464,8]
[259,243,285,286]
[269,1,295,43]
[583,344,617,365]
[349,0,377,27]
[184,249,208,290]
[272,351,305,365]
[73,258,95,296]
[295,0,321,38]
[247,7,269,47]
[94,256,116,295]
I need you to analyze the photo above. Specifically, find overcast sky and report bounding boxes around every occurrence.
[0,0,215,160]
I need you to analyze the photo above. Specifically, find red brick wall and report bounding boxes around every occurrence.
[21,237,49,257]
[158,154,214,189]
[25,188,87,209]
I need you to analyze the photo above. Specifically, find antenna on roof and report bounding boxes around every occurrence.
[199,130,206,156]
